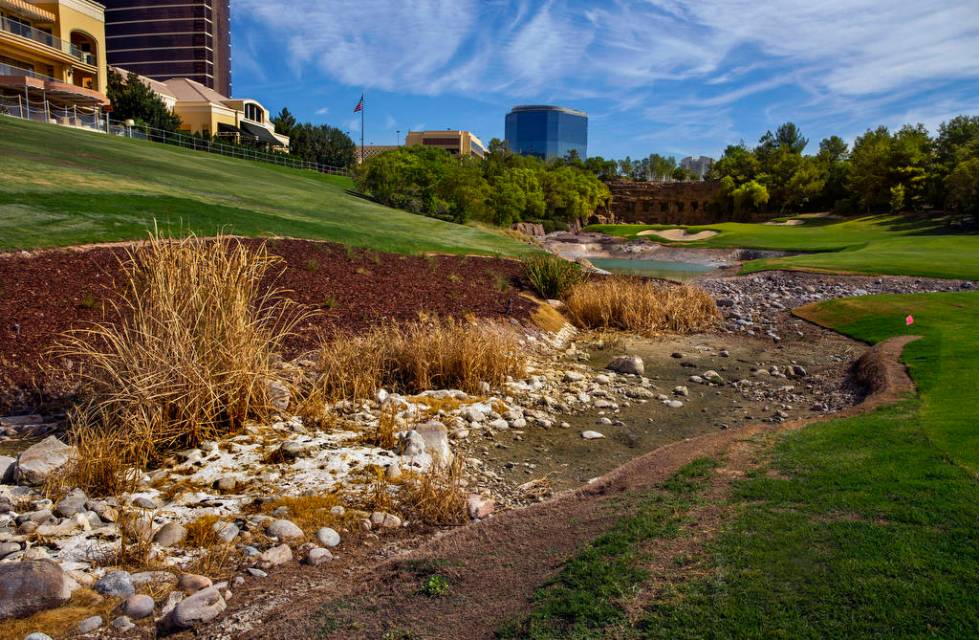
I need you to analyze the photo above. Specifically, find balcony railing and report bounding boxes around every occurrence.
[0,61,56,81]
[0,16,95,65]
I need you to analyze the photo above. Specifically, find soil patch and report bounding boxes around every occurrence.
[0,239,534,413]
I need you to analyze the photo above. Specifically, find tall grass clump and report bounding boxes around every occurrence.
[302,316,525,408]
[56,233,307,489]
[523,253,582,299]
[401,454,469,525]
[564,277,721,335]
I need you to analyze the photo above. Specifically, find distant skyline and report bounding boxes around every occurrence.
[231,0,979,159]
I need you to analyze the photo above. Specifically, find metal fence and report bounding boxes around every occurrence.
[0,94,352,177]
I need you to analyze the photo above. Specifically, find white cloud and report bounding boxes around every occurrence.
[315,107,329,116]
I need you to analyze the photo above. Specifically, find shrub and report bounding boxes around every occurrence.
[420,574,450,598]
[56,232,308,484]
[401,454,468,525]
[523,253,582,299]
[564,277,720,335]
[301,316,525,409]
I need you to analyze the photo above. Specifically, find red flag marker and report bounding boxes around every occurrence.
[906,315,914,326]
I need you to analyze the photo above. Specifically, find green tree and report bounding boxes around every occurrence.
[106,70,181,132]
[945,158,979,223]
[271,107,298,136]
[848,126,895,212]
[289,124,356,168]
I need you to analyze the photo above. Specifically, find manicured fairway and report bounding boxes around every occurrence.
[587,218,979,280]
[506,292,979,639]
[0,117,529,256]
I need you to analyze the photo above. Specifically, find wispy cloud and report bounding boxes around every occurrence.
[234,0,979,155]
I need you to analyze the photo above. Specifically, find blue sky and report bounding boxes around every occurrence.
[231,0,979,160]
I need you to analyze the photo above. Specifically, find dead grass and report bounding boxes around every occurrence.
[400,455,468,526]
[183,514,222,549]
[0,588,117,640]
[54,232,310,493]
[87,509,158,572]
[258,494,343,534]
[564,277,721,335]
[529,299,569,333]
[301,316,525,407]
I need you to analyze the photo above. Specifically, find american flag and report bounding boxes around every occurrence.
[353,95,364,113]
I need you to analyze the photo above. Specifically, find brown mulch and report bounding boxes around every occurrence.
[217,336,917,640]
[0,238,535,413]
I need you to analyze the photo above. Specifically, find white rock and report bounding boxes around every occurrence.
[316,527,341,548]
[266,519,304,541]
[581,431,605,440]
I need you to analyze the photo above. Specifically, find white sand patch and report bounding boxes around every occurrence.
[763,219,806,226]
[637,229,719,241]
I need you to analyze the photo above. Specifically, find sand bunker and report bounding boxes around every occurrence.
[637,228,719,242]
[764,219,806,226]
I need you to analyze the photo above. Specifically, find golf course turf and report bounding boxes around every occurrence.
[0,117,529,257]
[503,292,979,639]
[586,218,979,280]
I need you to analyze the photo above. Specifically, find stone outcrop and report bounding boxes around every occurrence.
[13,436,77,486]
[0,560,72,620]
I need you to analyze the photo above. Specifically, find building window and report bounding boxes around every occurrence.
[244,103,264,123]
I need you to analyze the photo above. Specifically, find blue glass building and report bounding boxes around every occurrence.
[505,105,588,160]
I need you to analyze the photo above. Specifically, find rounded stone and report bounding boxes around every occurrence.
[177,574,212,594]
[305,547,333,566]
[152,522,187,547]
[94,570,134,598]
[123,593,155,619]
[266,519,304,541]
[315,527,341,548]
[77,615,102,633]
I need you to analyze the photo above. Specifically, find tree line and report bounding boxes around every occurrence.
[706,118,979,220]
[355,139,610,229]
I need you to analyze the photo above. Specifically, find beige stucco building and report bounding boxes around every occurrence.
[0,0,110,113]
[405,130,487,158]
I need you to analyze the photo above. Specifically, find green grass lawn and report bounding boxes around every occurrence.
[506,292,979,639]
[586,217,979,280]
[0,117,530,256]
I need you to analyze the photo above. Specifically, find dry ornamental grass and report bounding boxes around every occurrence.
[54,232,309,494]
[564,277,721,335]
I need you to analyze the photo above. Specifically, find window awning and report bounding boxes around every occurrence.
[240,120,284,145]
[0,0,56,23]
[217,122,240,135]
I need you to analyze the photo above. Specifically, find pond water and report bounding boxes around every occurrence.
[589,257,719,281]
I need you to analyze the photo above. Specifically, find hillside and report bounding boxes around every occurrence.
[0,117,529,256]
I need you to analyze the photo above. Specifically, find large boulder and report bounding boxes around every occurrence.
[0,456,15,484]
[160,586,226,631]
[153,522,187,548]
[266,519,304,541]
[415,422,452,465]
[13,436,77,486]
[606,355,645,376]
[0,560,72,620]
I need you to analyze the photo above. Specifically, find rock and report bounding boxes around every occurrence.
[370,512,402,529]
[0,542,20,558]
[13,436,77,486]
[703,371,725,385]
[258,544,293,568]
[788,365,809,378]
[111,616,136,632]
[55,489,88,517]
[467,494,495,520]
[266,519,304,541]
[132,495,159,509]
[177,574,212,594]
[0,560,72,620]
[266,379,291,412]
[316,527,341,548]
[213,521,239,543]
[305,547,333,566]
[581,431,605,440]
[0,456,15,484]
[131,571,177,588]
[78,615,103,633]
[398,430,426,459]
[122,593,155,619]
[216,476,237,493]
[607,355,644,375]
[25,633,55,640]
[246,568,267,578]
[674,386,689,396]
[95,571,135,598]
[385,462,402,481]
[415,422,452,464]
[666,400,684,409]
[671,352,685,359]
[153,522,188,547]
[563,371,585,383]
[162,586,226,630]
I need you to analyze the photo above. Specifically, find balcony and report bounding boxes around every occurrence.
[0,15,96,66]
[0,62,108,106]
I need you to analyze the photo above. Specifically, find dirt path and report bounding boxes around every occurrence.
[212,337,917,640]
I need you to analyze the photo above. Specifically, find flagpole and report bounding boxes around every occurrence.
[360,92,365,164]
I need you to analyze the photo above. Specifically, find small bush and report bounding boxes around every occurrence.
[564,277,720,335]
[523,254,582,299]
[420,574,450,598]
[400,454,468,525]
[301,316,525,406]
